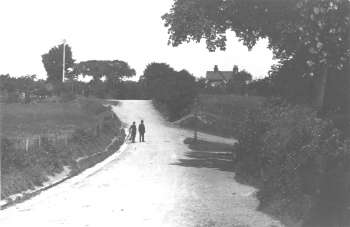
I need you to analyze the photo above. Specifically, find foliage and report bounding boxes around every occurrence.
[163,0,349,70]
[163,0,350,110]
[42,44,75,85]
[75,60,135,82]
[140,62,175,98]
[118,80,145,100]
[248,52,349,114]
[233,98,350,226]
[0,74,49,103]
[142,63,197,120]
[75,60,136,98]
[87,79,107,98]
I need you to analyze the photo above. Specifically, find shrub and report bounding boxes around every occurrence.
[233,98,350,226]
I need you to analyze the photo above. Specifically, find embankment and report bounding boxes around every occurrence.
[1,98,125,207]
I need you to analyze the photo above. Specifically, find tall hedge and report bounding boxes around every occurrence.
[234,98,350,226]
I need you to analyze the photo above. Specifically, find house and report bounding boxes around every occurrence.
[206,65,235,87]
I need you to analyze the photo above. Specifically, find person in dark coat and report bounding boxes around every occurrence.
[138,120,146,142]
[129,122,137,143]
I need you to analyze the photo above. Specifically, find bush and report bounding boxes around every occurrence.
[142,63,197,120]
[233,98,350,226]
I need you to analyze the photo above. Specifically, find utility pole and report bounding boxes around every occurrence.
[0,90,4,204]
[62,39,66,81]
[193,96,199,142]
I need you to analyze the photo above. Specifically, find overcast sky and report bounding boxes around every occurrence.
[0,0,276,81]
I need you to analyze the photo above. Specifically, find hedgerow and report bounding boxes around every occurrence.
[233,98,350,226]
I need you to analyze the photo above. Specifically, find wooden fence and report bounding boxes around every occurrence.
[3,109,119,153]
[8,132,74,152]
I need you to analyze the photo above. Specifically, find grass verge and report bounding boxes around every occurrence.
[1,97,125,206]
[177,94,264,137]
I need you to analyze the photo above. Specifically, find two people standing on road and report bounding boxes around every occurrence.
[128,120,146,143]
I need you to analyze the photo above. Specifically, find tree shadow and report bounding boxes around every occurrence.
[171,138,234,172]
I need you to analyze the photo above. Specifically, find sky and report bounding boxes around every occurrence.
[0,0,276,81]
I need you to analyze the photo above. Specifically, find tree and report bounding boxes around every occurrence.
[141,63,197,119]
[75,60,136,98]
[75,60,135,82]
[163,0,350,111]
[118,81,144,100]
[42,44,75,85]
[141,62,175,98]
[160,69,197,120]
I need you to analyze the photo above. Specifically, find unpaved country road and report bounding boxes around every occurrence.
[0,100,283,227]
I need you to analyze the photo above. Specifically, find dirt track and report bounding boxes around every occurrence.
[0,100,283,227]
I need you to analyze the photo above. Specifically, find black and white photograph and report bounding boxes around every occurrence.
[0,0,349,226]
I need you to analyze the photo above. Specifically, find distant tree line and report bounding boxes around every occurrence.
[0,43,141,103]
[1,44,198,106]
[0,74,48,103]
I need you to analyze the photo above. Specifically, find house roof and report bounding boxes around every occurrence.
[206,71,234,82]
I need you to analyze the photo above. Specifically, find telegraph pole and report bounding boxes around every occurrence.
[0,90,4,204]
[62,39,66,81]
[193,96,198,142]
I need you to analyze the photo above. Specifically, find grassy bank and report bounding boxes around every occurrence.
[1,98,124,202]
[2,97,109,137]
[177,94,264,137]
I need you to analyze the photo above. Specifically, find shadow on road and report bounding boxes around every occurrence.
[171,138,234,172]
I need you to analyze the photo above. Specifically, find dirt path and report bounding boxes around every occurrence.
[0,100,283,227]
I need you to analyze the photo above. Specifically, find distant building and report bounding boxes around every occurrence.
[206,65,235,87]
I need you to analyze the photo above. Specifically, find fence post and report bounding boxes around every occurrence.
[25,138,29,152]
[193,97,199,142]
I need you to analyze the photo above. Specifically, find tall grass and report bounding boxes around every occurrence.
[1,97,123,201]
[2,97,107,137]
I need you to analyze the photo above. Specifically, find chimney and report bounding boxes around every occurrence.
[214,65,219,72]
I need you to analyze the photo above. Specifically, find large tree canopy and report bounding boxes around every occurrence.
[163,0,350,110]
[141,63,197,119]
[74,60,136,82]
[74,60,136,99]
[42,44,75,84]
[140,62,175,97]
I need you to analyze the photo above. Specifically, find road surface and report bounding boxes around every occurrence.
[0,100,283,227]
